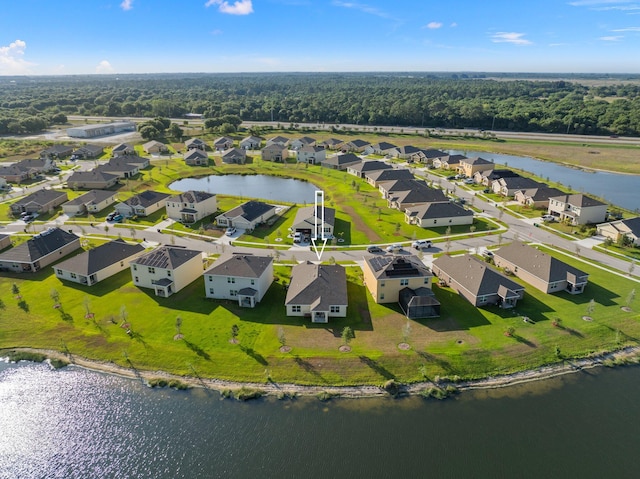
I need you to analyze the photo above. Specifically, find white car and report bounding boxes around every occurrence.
[541,215,556,222]
[386,244,403,253]
[225,227,237,236]
[412,240,432,250]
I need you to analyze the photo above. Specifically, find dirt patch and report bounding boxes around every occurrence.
[398,342,411,351]
[582,316,594,322]
[279,346,292,353]
[621,306,632,313]
[339,345,352,353]
[340,204,381,242]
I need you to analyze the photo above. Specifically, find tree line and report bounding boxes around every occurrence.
[1,73,639,136]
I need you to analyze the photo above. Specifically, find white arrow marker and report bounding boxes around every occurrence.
[311,189,328,261]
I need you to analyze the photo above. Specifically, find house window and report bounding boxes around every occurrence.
[227,277,235,283]
[330,306,340,313]
[209,288,214,294]
[250,279,255,285]
[133,264,137,271]
[433,220,438,224]
[208,276,213,282]
[56,269,62,275]
[120,261,124,267]
[167,271,171,277]
[135,276,139,283]
[380,281,385,287]
[400,278,409,286]
[148,267,155,274]
[291,305,301,313]
[424,277,430,284]
[70,273,77,279]
[380,293,385,300]
[230,290,238,297]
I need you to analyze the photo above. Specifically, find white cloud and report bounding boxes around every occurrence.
[490,32,533,45]
[450,22,458,27]
[612,26,640,30]
[425,22,443,29]
[569,0,634,6]
[0,39,34,74]
[205,0,254,15]
[120,0,133,11]
[96,60,115,73]
[600,35,624,40]
[332,1,393,19]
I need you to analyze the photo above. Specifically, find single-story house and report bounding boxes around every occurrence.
[473,169,519,186]
[221,147,247,164]
[213,136,234,151]
[240,136,262,150]
[216,201,277,231]
[405,202,474,227]
[431,254,525,309]
[457,157,494,178]
[54,239,145,286]
[320,138,344,150]
[492,177,543,197]
[0,165,31,184]
[285,262,348,323]
[363,254,440,319]
[364,141,398,156]
[0,228,81,273]
[71,145,104,160]
[597,217,640,246]
[432,154,466,170]
[61,190,118,216]
[261,143,289,162]
[388,186,449,211]
[111,143,135,157]
[98,156,149,179]
[291,205,336,241]
[203,253,274,307]
[346,160,393,178]
[166,190,217,224]
[392,145,423,160]
[184,149,209,166]
[342,139,370,153]
[321,153,361,170]
[40,145,74,160]
[114,190,171,218]
[378,178,428,198]
[185,138,207,151]
[0,233,12,251]
[131,246,204,297]
[15,158,57,174]
[365,168,414,188]
[266,136,289,146]
[10,189,68,216]
[514,187,565,208]
[493,241,589,295]
[415,149,448,165]
[547,194,608,225]
[142,140,169,155]
[296,146,326,165]
[67,170,120,190]
[290,136,316,150]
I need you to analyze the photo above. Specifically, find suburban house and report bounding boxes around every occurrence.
[392,145,423,160]
[432,154,466,170]
[597,217,640,246]
[290,136,316,150]
[16,158,57,175]
[266,136,289,146]
[296,145,326,164]
[10,189,68,216]
[131,246,204,297]
[364,141,398,156]
[142,140,169,155]
[321,153,361,170]
[342,139,370,153]
[166,190,217,224]
[240,136,262,150]
[66,121,135,139]
[185,138,207,151]
[473,169,519,186]
[111,143,135,157]
[98,155,150,179]
[114,190,170,218]
[0,228,81,273]
[365,168,414,188]
[0,233,11,251]
[61,190,118,216]
[492,176,543,197]
[493,241,589,295]
[457,157,494,178]
[320,138,344,150]
[514,187,565,208]
[405,202,474,227]
[54,239,145,286]
[213,136,234,151]
[261,143,289,162]
[347,160,393,178]
[285,262,348,323]
[221,147,247,164]
[203,253,274,307]
[67,170,119,190]
[184,149,209,166]
[363,255,440,319]
[431,254,525,309]
[0,165,31,184]
[387,186,449,211]
[291,205,336,241]
[216,201,277,231]
[547,194,608,225]
[416,149,448,165]
[71,145,104,160]
[40,144,74,160]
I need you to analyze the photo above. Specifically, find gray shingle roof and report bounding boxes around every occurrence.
[0,228,79,263]
[68,170,119,184]
[204,253,273,278]
[63,190,117,207]
[322,153,361,167]
[350,160,393,173]
[549,193,606,208]
[54,239,144,275]
[365,255,432,280]
[12,189,67,208]
[285,262,348,307]
[292,205,336,229]
[222,201,276,223]
[366,169,414,183]
[132,246,201,269]
[167,190,215,204]
[124,190,171,208]
[405,201,473,219]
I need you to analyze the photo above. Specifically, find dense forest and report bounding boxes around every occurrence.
[1,73,640,136]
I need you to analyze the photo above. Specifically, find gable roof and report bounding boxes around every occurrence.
[518,187,565,202]
[391,187,449,206]
[405,201,473,219]
[394,145,422,155]
[322,153,361,167]
[498,177,543,190]
[494,241,588,284]
[54,239,144,275]
[143,140,167,150]
[346,139,370,148]
[293,205,336,229]
[132,245,201,269]
[68,169,119,184]
[549,193,607,208]
[437,154,466,165]
[349,160,393,173]
[600,217,640,238]
[371,141,398,151]
[0,228,79,263]
[285,262,348,307]
[221,147,246,159]
[267,136,289,145]
[262,143,287,152]
[461,156,493,166]
[12,189,67,208]
[366,169,414,183]
[214,136,234,146]
[365,254,432,280]
[41,144,74,156]
[294,136,316,145]
[184,149,208,160]
[299,145,324,153]
[123,190,171,208]
[222,201,276,223]
[112,143,133,152]
[73,144,104,156]
[379,178,428,194]
[419,149,447,159]
[167,190,215,204]
[204,253,273,278]
[185,138,207,148]
[432,254,524,297]
[321,138,344,147]
[240,135,262,144]
[63,190,117,207]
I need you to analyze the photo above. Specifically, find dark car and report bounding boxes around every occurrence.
[367,245,383,253]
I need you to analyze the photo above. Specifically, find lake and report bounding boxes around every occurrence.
[449,149,640,211]
[170,174,319,204]
[2,359,640,479]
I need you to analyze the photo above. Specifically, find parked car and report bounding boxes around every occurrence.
[482,249,494,258]
[412,240,432,250]
[293,232,303,243]
[464,178,474,184]
[22,214,35,223]
[225,227,237,236]
[385,244,403,253]
[446,175,456,180]
[367,245,383,253]
[106,212,123,222]
[541,215,556,222]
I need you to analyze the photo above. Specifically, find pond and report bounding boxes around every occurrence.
[170,174,319,204]
[448,149,640,211]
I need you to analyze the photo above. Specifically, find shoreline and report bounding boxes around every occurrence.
[3,346,640,399]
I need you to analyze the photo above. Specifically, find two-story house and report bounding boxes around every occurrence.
[130,246,204,297]
[547,194,608,225]
[165,191,217,224]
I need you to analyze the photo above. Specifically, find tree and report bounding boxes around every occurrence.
[277,326,287,348]
[12,283,21,299]
[83,296,92,318]
[230,324,240,344]
[168,123,184,141]
[626,288,636,308]
[341,326,354,346]
[586,299,596,317]
[139,125,160,140]
[50,288,60,306]
[402,321,412,343]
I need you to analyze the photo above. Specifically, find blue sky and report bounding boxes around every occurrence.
[1,0,640,75]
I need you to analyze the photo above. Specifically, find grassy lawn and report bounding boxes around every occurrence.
[595,243,640,262]
[1,246,638,386]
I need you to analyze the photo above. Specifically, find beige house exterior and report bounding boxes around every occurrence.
[114,191,170,218]
[547,194,608,225]
[261,143,289,162]
[67,170,120,190]
[457,157,494,178]
[0,228,81,273]
[596,217,640,246]
[142,140,169,154]
[216,201,277,231]
[204,254,274,307]
[10,190,68,216]
[363,255,432,303]
[0,234,11,251]
[166,191,217,224]
[131,246,204,297]
[405,202,474,227]
[61,190,118,216]
[184,149,209,166]
[514,187,565,208]
[296,146,326,164]
[221,147,247,164]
